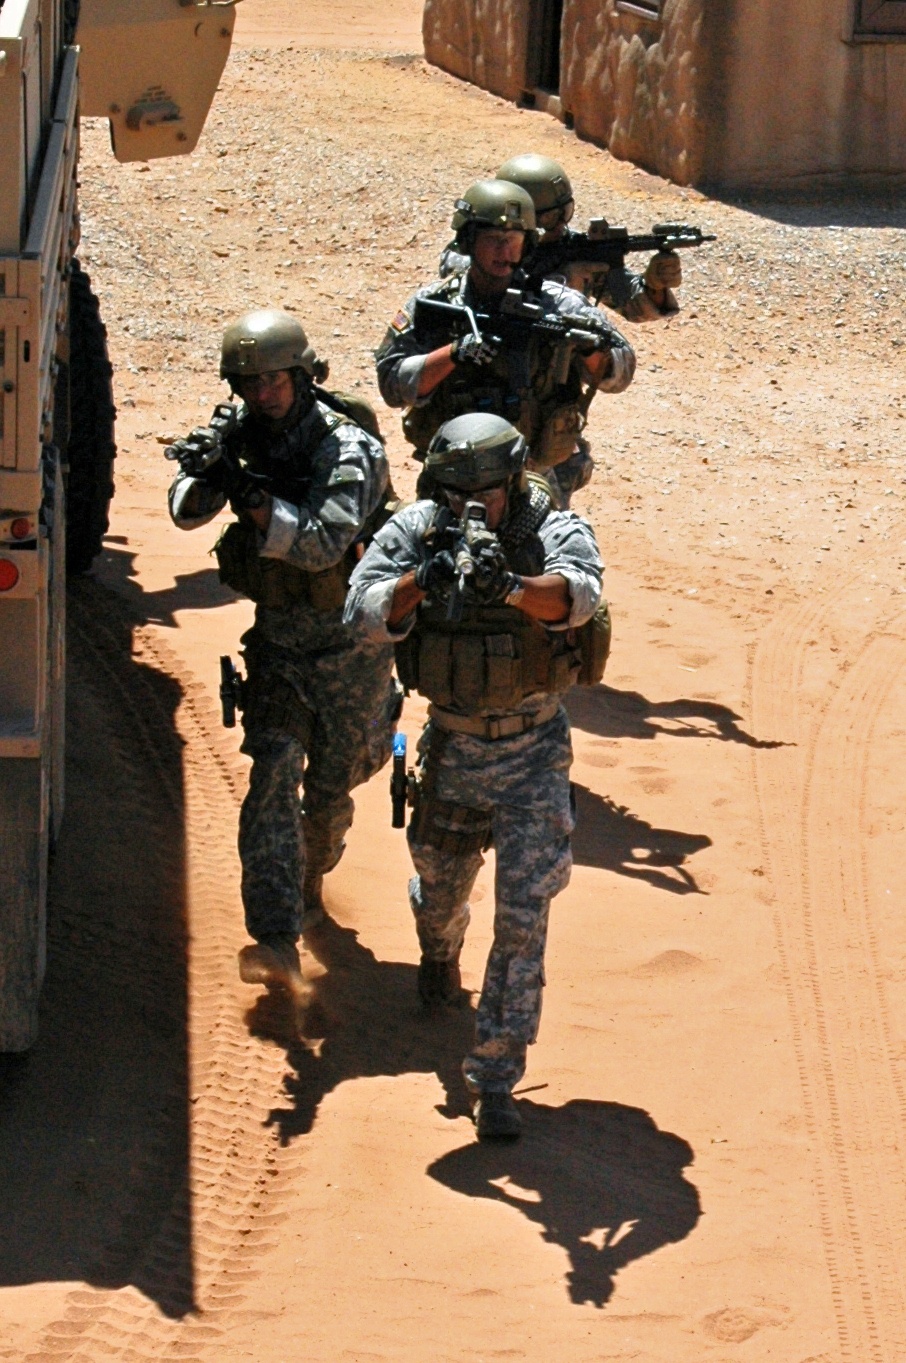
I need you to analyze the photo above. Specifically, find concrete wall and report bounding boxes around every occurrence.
[422,0,906,189]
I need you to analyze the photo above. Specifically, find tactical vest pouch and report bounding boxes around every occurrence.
[402,404,438,454]
[215,519,262,598]
[306,564,349,612]
[215,519,351,612]
[241,672,314,746]
[409,789,493,856]
[574,600,612,686]
[395,606,581,708]
[534,403,583,470]
[402,383,511,453]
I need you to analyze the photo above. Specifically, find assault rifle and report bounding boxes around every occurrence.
[413,289,612,387]
[164,401,240,478]
[521,220,716,296]
[423,501,505,623]
[164,402,270,508]
[447,501,499,623]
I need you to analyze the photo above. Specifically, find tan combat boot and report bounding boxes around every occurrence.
[238,933,305,995]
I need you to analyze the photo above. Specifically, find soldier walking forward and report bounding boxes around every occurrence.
[375,179,635,508]
[439,154,681,505]
[344,414,606,1141]
[168,309,400,991]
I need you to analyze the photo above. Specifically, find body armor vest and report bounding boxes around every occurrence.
[215,405,383,612]
[402,277,587,469]
[395,481,610,710]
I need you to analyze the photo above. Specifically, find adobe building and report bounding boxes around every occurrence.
[422,1,906,189]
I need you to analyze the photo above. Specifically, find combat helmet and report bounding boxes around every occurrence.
[424,413,528,492]
[496,154,574,230]
[451,180,538,250]
[220,309,328,384]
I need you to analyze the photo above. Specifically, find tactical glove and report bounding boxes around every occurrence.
[224,466,270,513]
[415,549,458,602]
[644,250,682,291]
[451,332,501,367]
[471,544,521,604]
[165,426,224,480]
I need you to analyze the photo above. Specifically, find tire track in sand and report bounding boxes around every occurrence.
[22,585,307,1361]
[750,582,906,1361]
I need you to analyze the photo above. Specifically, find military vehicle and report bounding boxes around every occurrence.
[0,0,240,1050]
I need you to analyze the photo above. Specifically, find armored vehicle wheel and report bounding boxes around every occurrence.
[65,259,117,575]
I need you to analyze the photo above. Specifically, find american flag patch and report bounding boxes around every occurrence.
[390,309,411,332]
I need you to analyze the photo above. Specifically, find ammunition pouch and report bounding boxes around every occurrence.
[408,726,493,855]
[409,788,493,856]
[395,604,581,710]
[572,600,612,686]
[215,518,352,612]
[402,381,519,454]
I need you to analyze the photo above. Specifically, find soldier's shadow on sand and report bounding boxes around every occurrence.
[428,1098,701,1308]
[571,784,711,894]
[566,684,785,749]
[245,917,477,1144]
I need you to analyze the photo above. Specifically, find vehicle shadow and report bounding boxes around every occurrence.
[566,684,785,749]
[427,1097,701,1308]
[0,578,194,1317]
[97,537,240,628]
[571,784,711,894]
[245,916,477,1144]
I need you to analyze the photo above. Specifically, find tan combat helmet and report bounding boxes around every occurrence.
[220,309,327,382]
[496,154,574,229]
[425,413,528,492]
[451,179,538,248]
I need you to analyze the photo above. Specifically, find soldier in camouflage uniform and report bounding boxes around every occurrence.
[344,413,605,1141]
[375,179,635,510]
[168,309,400,992]
[440,154,682,322]
[439,154,681,505]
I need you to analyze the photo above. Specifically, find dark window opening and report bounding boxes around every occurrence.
[854,0,906,34]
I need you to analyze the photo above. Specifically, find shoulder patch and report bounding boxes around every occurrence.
[390,309,412,333]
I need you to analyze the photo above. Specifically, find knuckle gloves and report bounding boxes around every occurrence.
[451,332,500,367]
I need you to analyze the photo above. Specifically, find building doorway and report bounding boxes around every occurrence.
[533,0,564,95]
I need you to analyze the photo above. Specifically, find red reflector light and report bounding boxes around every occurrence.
[0,559,20,591]
[11,518,32,540]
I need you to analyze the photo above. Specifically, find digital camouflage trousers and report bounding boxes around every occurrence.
[407,706,574,1093]
[238,623,399,941]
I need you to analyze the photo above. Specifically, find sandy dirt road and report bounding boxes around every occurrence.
[1,3,905,1360]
